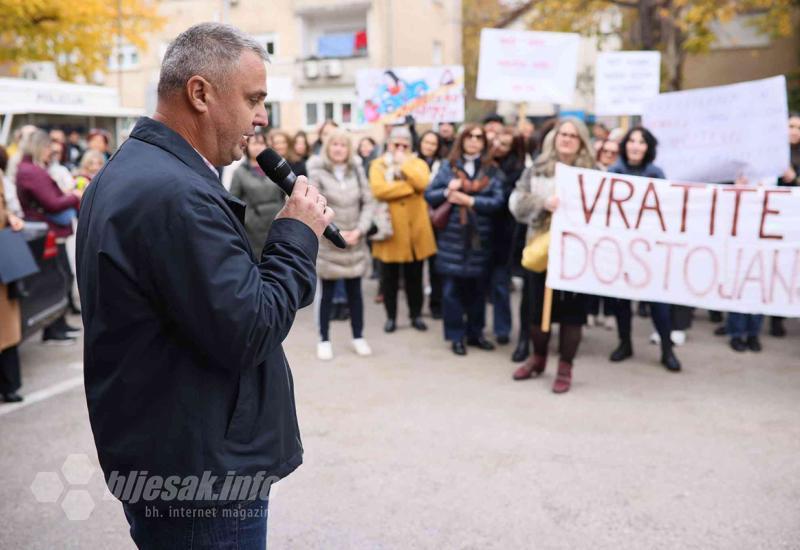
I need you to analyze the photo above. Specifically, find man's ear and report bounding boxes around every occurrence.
[185,75,212,113]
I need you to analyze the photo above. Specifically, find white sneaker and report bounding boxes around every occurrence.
[352,338,372,356]
[670,330,686,346]
[649,331,661,345]
[601,316,616,331]
[317,341,333,361]
[586,314,597,328]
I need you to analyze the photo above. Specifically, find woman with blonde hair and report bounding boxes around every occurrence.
[509,118,597,393]
[308,129,375,360]
[74,149,106,191]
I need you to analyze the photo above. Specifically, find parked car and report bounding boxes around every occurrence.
[18,222,69,341]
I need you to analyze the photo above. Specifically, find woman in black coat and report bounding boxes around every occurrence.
[425,124,505,356]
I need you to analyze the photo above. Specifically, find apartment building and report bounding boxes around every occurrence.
[104,0,462,134]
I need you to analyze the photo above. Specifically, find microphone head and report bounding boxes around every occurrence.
[256,148,293,184]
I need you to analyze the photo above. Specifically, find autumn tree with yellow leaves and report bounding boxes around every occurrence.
[0,0,164,82]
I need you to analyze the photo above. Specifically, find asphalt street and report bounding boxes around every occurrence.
[1,279,799,549]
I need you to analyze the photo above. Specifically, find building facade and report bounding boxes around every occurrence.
[104,0,462,135]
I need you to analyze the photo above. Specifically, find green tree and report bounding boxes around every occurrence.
[0,0,164,82]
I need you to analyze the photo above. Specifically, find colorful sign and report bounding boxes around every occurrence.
[356,66,464,124]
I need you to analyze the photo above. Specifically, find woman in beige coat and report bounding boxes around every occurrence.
[508,118,597,394]
[0,174,26,402]
[308,130,375,360]
[369,127,436,333]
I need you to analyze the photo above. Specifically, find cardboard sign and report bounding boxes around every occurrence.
[642,76,790,183]
[594,51,661,116]
[356,66,464,124]
[476,29,579,104]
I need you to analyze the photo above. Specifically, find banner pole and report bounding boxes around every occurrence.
[541,286,553,333]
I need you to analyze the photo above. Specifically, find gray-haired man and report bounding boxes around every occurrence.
[77,23,333,549]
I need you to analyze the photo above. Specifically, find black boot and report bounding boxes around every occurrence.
[660,343,682,372]
[769,317,786,337]
[609,339,633,362]
[511,339,529,363]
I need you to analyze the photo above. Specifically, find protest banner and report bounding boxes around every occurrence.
[476,29,579,104]
[547,164,800,317]
[594,51,660,116]
[642,76,790,183]
[355,66,464,125]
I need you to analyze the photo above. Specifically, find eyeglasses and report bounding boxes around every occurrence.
[557,132,580,140]
[392,142,410,150]
[600,148,617,155]
[466,133,485,141]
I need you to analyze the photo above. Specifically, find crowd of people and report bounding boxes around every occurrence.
[0,126,109,402]
[1,110,798,400]
[219,111,799,394]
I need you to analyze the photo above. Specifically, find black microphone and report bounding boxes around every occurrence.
[256,148,346,249]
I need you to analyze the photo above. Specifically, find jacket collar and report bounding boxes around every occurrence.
[129,117,247,224]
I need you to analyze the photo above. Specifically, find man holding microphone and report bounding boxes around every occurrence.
[77,23,333,549]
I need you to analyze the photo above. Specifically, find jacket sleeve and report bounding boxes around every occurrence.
[400,157,431,193]
[473,174,505,215]
[509,166,546,224]
[148,194,318,373]
[355,165,375,236]
[27,169,80,213]
[425,162,450,207]
[369,161,415,201]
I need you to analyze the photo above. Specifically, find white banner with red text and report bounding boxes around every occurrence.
[546,164,800,317]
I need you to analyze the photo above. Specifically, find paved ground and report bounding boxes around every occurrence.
[1,279,799,549]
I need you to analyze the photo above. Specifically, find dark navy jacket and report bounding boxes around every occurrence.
[425,158,505,278]
[608,159,666,179]
[76,117,318,507]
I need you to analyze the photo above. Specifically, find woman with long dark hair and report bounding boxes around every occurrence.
[605,126,682,372]
[425,124,504,356]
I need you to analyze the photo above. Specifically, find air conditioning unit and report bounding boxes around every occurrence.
[304,60,319,79]
[20,62,59,82]
[323,59,343,78]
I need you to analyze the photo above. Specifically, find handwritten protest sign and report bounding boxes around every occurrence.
[547,164,800,317]
[355,66,464,124]
[642,76,790,183]
[476,29,579,104]
[594,51,660,116]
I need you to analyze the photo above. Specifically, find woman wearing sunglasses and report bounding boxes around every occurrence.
[425,124,505,356]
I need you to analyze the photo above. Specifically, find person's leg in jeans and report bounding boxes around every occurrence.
[428,256,442,317]
[124,498,269,550]
[442,276,466,343]
[464,276,487,341]
[403,260,424,320]
[381,263,401,322]
[318,279,337,342]
[344,277,364,339]
[746,314,764,351]
[490,264,512,341]
[726,312,747,351]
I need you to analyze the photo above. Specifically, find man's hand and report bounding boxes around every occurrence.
[275,176,335,238]
[447,178,462,191]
